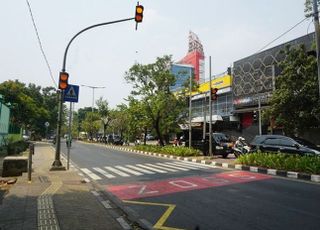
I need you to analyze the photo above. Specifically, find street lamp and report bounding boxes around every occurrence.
[81,84,105,112]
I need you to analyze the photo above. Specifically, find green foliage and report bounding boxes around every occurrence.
[125,55,187,146]
[1,136,28,156]
[81,112,101,139]
[304,0,320,17]
[0,80,58,138]
[264,45,320,136]
[133,145,201,157]
[237,152,320,174]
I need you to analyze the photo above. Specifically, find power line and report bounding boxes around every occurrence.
[25,0,57,87]
[256,17,309,53]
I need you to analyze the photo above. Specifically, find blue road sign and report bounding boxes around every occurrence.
[63,84,79,103]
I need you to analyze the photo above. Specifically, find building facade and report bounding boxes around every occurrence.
[232,33,316,141]
[0,94,11,146]
[178,31,205,83]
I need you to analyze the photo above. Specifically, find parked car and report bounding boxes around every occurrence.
[186,132,234,158]
[250,135,320,156]
[22,135,30,141]
[113,135,123,145]
[146,134,154,140]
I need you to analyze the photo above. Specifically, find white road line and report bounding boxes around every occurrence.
[125,165,155,174]
[93,167,116,179]
[156,162,189,171]
[166,162,204,170]
[174,161,211,169]
[115,166,143,176]
[104,166,130,177]
[145,163,177,172]
[80,168,102,180]
[136,164,167,173]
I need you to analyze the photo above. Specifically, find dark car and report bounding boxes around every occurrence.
[186,132,234,158]
[113,135,123,145]
[250,135,320,156]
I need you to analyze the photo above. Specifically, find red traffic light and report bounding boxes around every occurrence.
[59,71,69,90]
[211,88,218,100]
[135,5,144,23]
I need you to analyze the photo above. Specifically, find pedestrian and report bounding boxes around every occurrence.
[173,138,178,146]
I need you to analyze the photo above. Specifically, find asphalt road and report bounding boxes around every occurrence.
[61,141,320,230]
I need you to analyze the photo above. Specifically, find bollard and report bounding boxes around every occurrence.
[28,143,34,182]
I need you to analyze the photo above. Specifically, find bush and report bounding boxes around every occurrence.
[2,136,29,156]
[236,152,320,174]
[133,145,201,157]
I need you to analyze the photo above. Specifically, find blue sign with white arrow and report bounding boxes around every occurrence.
[63,84,79,103]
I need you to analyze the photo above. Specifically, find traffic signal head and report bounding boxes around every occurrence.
[59,71,69,90]
[253,111,257,121]
[135,5,144,23]
[211,88,218,100]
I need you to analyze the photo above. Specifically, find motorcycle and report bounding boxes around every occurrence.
[233,137,251,158]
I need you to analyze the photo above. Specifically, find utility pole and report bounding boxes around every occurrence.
[313,0,320,98]
[188,68,192,148]
[202,93,206,139]
[258,95,262,135]
[209,56,213,156]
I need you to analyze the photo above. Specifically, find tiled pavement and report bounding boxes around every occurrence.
[0,143,130,230]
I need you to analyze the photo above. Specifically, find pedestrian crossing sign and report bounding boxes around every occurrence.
[63,84,79,103]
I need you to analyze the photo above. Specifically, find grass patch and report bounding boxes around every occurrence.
[133,145,201,157]
[236,152,320,175]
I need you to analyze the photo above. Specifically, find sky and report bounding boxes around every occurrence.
[0,0,312,110]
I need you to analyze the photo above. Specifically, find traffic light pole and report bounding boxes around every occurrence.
[51,17,135,170]
[51,90,65,170]
[209,56,213,156]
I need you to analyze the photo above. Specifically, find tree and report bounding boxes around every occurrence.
[264,45,320,136]
[108,104,130,139]
[0,80,58,139]
[81,112,101,140]
[96,97,110,142]
[305,0,320,17]
[125,55,187,146]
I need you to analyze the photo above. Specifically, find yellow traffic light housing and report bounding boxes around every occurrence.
[135,5,144,23]
[59,71,69,90]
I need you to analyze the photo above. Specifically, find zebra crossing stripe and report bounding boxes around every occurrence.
[174,161,211,169]
[156,162,189,171]
[93,167,115,179]
[136,164,167,173]
[115,166,143,176]
[104,166,130,177]
[80,168,102,180]
[125,165,155,174]
[145,163,177,172]
[166,162,204,170]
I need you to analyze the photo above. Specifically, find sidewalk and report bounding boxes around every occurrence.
[0,142,128,230]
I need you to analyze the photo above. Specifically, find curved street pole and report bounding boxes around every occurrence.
[51,17,135,170]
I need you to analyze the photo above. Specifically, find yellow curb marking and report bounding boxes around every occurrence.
[123,200,184,230]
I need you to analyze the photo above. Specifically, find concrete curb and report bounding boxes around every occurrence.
[106,145,320,184]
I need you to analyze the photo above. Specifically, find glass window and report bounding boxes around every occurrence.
[279,138,295,147]
[263,138,280,145]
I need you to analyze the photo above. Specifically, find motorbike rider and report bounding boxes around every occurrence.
[233,136,250,157]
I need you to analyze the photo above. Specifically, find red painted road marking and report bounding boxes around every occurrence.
[106,171,271,200]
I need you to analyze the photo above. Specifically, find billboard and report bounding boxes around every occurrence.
[170,64,193,92]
